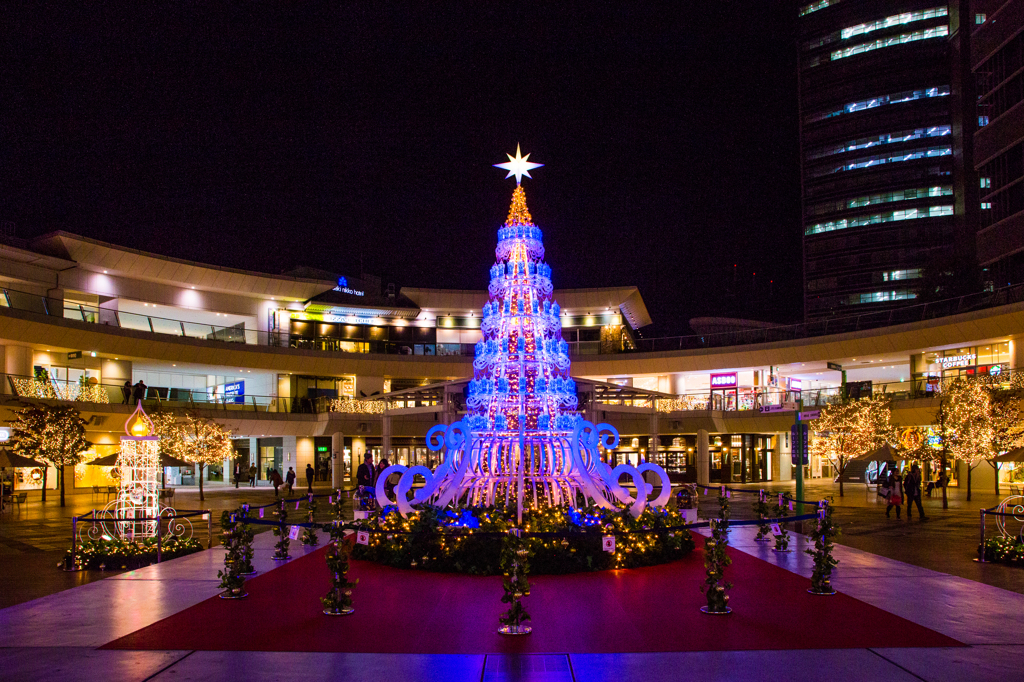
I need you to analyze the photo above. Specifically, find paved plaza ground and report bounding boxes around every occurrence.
[1,480,1022,680]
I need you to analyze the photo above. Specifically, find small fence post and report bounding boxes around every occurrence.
[156,514,163,563]
[69,516,78,570]
[207,511,213,549]
[977,509,987,563]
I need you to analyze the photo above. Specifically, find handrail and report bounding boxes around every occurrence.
[617,281,1024,354]
[2,280,1024,358]
[10,365,1021,415]
[5,373,335,414]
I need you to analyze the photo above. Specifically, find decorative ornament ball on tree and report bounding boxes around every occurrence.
[375,147,673,522]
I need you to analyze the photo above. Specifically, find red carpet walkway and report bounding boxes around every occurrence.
[104,534,962,654]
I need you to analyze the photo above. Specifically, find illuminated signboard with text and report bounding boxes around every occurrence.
[940,353,976,369]
[333,276,365,297]
[710,372,738,389]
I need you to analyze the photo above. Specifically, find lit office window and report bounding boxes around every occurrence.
[979,115,990,126]
[982,202,993,209]
[806,205,953,235]
[804,8,947,53]
[976,13,986,24]
[849,290,918,304]
[809,146,952,178]
[841,8,947,40]
[882,269,922,281]
[981,177,991,188]
[807,126,951,160]
[800,0,839,16]
[806,187,953,216]
[805,86,949,124]
[830,25,949,62]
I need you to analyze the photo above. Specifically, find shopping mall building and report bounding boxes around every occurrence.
[1,229,1023,496]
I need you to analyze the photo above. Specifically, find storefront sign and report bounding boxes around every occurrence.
[940,353,976,369]
[333,276,365,297]
[788,378,802,392]
[0,428,9,442]
[222,381,244,404]
[760,403,797,413]
[710,372,738,388]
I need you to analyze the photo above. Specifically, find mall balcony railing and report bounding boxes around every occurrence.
[4,375,330,415]
[618,281,1024,354]
[4,281,1024,358]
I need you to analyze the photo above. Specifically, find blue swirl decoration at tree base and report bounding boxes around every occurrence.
[375,180,672,519]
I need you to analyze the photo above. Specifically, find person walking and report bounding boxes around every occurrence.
[249,465,257,487]
[305,463,315,494]
[884,469,902,519]
[233,460,242,489]
[270,468,283,496]
[285,466,296,495]
[904,464,927,520]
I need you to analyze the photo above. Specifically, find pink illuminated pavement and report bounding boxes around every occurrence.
[1,527,1023,681]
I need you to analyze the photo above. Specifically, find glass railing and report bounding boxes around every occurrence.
[603,282,1024,355]
[3,280,1024,359]
[5,375,331,414]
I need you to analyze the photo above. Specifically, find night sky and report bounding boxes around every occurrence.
[2,2,801,336]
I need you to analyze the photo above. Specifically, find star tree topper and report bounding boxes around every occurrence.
[494,144,543,184]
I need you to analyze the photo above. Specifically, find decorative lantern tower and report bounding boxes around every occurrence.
[115,402,161,539]
[376,149,671,521]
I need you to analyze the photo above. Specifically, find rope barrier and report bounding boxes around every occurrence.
[239,512,821,535]
[980,507,1024,518]
[72,509,212,523]
[687,483,824,508]
[246,487,359,511]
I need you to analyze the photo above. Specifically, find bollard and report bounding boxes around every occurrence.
[207,512,213,549]
[975,509,987,563]
[156,515,163,563]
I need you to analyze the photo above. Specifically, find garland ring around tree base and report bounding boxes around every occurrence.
[352,502,695,576]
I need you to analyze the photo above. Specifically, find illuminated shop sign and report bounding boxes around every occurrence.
[209,381,244,405]
[710,372,738,388]
[0,427,9,442]
[333,276,365,297]
[291,312,384,325]
[940,353,976,369]
[788,378,802,392]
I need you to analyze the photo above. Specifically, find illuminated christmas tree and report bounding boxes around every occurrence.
[378,147,671,521]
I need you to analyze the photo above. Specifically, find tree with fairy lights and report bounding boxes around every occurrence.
[11,404,88,506]
[989,389,1024,495]
[938,378,993,502]
[151,411,232,501]
[810,394,895,497]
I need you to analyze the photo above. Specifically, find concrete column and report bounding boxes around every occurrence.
[331,431,344,488]
[648,407,659,464]
[696,428,710,486]
[352,437,367,473]
[4,345,33,393]
[382,412,392,461]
